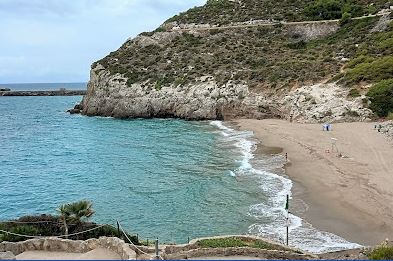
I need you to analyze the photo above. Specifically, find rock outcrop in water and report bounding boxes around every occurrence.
[81,0,392,122]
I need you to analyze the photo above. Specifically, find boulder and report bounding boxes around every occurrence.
[74,104,83,110]
[67,109,81,114]
[0,251,15,260]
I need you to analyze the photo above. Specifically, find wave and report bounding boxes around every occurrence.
[210,120,361,254]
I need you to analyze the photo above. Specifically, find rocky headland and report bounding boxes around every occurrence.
[78,0,392,123]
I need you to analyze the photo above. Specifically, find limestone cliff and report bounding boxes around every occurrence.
[81,0,392,122]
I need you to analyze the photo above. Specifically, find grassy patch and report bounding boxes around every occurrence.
[368,245,393,260]
[348,88,360,97]
[197,237,276,250]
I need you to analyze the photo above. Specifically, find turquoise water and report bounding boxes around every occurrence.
[0,96,262,242]
[0,95,361,252]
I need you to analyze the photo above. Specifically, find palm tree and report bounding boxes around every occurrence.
[57,204,71,238]
[67,200,95,223]
[57,200,95,238]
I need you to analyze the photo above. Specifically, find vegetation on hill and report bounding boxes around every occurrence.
[367,79,393,117]
[99,17,386,90]
[165,0,389,25]
[95,0,392,118]
[336,19,393,117]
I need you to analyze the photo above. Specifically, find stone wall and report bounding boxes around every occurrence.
[286,21,339,41]
[0,237,136,260]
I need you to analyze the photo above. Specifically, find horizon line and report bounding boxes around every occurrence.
[0,82,88,85]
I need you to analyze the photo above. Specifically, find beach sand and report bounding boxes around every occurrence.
[16,248,121,260]
[234,119,393,246]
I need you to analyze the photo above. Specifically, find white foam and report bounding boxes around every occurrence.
[210,121,362,254]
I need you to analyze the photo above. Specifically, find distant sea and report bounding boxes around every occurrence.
[0,83,360,253]
[0,82,87,91]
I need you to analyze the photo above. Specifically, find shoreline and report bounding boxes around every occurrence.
[0,90,86,96]
[233,119,393,246]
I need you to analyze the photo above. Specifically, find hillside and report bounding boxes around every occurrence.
[80,0,393,122]
[166,0,389,24]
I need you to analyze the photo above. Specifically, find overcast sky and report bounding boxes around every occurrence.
[0,0,205,84]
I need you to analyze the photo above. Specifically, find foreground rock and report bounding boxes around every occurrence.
[67,104,84,114]
[0,251,15,260]
[0,237,136,260]
[378,120,393,140]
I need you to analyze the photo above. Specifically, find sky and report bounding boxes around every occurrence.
[0,0,205,84]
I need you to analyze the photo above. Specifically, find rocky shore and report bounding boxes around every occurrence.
[80,65,372,123]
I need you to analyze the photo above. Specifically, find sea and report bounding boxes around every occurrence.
[0,83,360,253]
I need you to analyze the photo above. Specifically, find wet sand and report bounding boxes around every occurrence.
[234,119,393,246]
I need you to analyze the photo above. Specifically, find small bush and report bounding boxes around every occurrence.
[341,56,393,85]
[340,12,352,26]
[197,237,275,250]
[348,88,360,97]
[0,216,139,245]
[368,245,393,260]
[199,238,247,248]
[0,224,39,242]
[367,79,393,117]
[304,0,342,20]
[346,55,375,69]
[287,40,307,49]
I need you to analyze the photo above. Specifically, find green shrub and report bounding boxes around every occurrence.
[0,216,139,245]
[304,0,343,20]
[287,40,307,49]
[348,88,360,97]
[197,237,275,250]
[199,238,247,248]
[368,245,393,260]
[346,55,375,69]
[367,79,393,117]
[341,56,393,85]
[0,224,39,242]
[304,0,367,20]
[340,12,352,26]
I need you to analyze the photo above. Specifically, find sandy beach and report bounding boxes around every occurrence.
[234,119,393,246]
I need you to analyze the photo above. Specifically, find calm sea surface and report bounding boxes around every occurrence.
[0,95,262,242]
[0,82,86,91]
[0,87,360,253]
